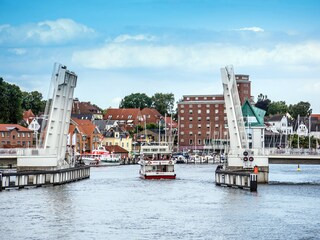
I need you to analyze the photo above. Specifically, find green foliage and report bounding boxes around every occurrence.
[119,93,152,109]
[119,92,175,116]
[267,101,288,116]
[146,123,157,129]
[21,91,46,115]
[289,134,317,148]
[0,78,23,123]
[152,93,175,116]
[288,101,312,119]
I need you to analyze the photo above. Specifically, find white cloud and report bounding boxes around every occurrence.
[8,48,27,55]
[0,19,95,45]
[113,34,156,43]
[235,27,264,32]
[72,41,320,72]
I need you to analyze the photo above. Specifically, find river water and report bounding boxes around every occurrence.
[1,164,320,240]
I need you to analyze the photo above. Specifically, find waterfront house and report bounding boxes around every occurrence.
[102,126,132,153]
[105,145,129,158]
[0,124,33,148]
[69,118,102,154]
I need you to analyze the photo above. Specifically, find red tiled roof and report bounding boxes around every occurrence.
[0,124,32,132]
[105,145,129,153]
[23,109,35,124]
[141,108,162,124]
[72,118,97,135]
[311,114,320,120]
[103,108,142,120]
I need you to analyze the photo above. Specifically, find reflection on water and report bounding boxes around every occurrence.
[1,164,320,240]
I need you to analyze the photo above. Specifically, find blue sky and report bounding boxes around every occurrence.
[1,0,320,113]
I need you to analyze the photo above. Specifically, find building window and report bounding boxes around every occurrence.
[198,109,201,114]
[122,142,124,147]
[189,117,193,121]
[13,135,15,140]
[189,104,193,108]
[181,124,184,128]
[198,124,201,128]
[27,133,30,137]
[198,117,201,121]
[198,131,201,135]
[197,104,201,108]
[215,109,219,114]
[180,132,184,135]
[181,105,184,108]
[22,133,25,137]
[181,117,184,121]
[195,97,198,100]
[204,97,207,100]
[127,142,129,147]
[181,110,184,113]
[186,97,190,100]
[215,117,219,121]
[215,124,219,128]
[189,131,193,135]
[206,109,210,114]
[189,124,193,128]
[206,124,210,128]
[215,104,219,108]
[206,117,210,121]
[189,110,193,114]
[206,104,210,107]
[180,139,185,143]
[189,139,193,145]
[198,139,201,145]
[1,132,4,137]
[128,115,132,119]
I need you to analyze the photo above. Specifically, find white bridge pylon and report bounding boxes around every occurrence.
[17,63,77,170]
[221,65,268,169]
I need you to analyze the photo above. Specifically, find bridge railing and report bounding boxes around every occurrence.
[0,148,58,157]
[227,148,320,156]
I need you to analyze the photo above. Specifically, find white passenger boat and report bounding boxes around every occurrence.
[81,147,121,166]
[139,142,176,179]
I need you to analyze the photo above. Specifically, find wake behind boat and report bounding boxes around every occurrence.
[139,142,176,179]
[80,147,121,166]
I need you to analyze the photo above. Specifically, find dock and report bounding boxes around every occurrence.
[0,165,90,191]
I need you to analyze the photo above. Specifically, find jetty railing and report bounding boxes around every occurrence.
[0,165,90,191]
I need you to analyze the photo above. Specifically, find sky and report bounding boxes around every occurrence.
[1,0,320,113]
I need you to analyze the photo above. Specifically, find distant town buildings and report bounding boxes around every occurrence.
[177,74,252,153]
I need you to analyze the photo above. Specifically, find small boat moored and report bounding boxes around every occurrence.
[139,142,176,179]
[80,147,121,166]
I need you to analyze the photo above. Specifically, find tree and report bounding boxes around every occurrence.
[288,101,312,119]
[0,78,23,123]
[267,101,288,116]
[151,93,175,116]
[119,93,152,109]
[255,93,271,112]
[21,91,46,115]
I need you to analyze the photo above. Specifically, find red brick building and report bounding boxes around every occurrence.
[177,75,251,153]
[0,124,34,148]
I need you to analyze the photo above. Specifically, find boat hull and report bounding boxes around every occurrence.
[140,174,176,180]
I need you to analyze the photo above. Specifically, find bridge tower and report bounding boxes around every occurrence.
[17,63,77,170]
[221,65,269,182]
